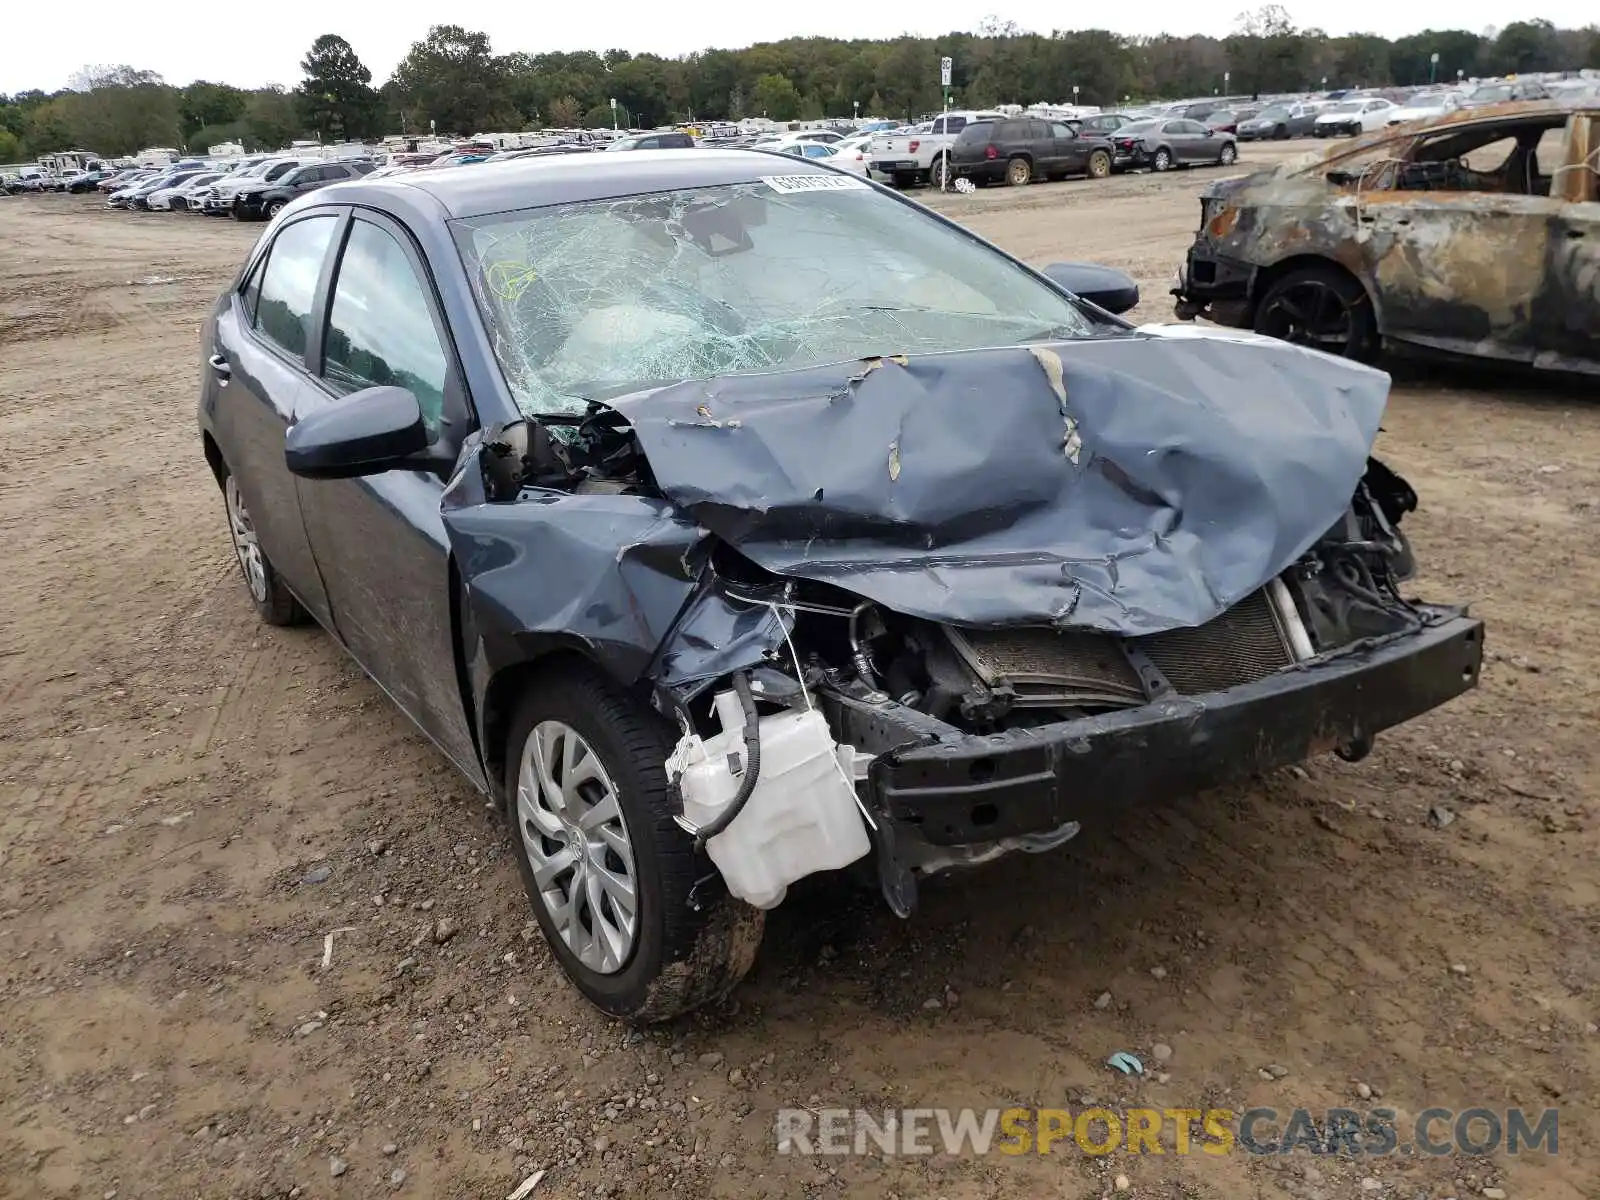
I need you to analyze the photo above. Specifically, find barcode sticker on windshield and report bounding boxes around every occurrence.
[761,174,871,194]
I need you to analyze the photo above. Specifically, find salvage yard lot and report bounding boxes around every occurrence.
[2,147,1598,1199]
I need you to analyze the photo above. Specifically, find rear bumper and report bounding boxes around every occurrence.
[952,160,1007,182]
[841,609,1482,846]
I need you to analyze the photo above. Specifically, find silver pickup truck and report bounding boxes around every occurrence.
[869,110,1005,188]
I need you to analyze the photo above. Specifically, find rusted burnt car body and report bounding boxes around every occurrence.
[1173,102,1600,374]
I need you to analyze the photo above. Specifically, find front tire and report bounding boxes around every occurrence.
[222,471,306,626]
[1086,149,1111,179]
[1252,265,1377,361]
[1005,156,1032,186]
[505,666,764,1023]
[1218,142,1237,166]
[264,199,286,218]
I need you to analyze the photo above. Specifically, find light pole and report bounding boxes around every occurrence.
[1072,84,1080,108]
[1457,68,1465,84]
[853,99,859,123]
[1223,70,1230,96]
[1320,75,1328,92]
[1430,51,1440,84]
[610,97,618,131]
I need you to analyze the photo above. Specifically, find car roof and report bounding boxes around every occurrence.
[357,148,839,219]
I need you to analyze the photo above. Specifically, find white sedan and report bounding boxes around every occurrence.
[769,141,870,177]
[146,172,224,211]
[1313,98,1398,137]
[1387,92,1461,126]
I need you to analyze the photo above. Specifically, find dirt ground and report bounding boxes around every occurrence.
[1,145,1597,1200]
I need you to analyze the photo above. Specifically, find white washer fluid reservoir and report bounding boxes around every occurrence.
[669,689,872,909]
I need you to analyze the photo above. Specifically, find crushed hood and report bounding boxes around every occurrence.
[613,335,1391,635]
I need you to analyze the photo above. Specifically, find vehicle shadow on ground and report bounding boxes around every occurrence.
[735,771,1308,1021]
[1386,355,1596,406]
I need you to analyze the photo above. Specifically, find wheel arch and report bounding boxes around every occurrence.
[1250,253,1385,335]
[477,641,625,804]
[201,431,227,488]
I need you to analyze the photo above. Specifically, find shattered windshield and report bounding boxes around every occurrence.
[452,178,1099,415]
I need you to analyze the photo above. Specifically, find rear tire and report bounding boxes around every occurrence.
[1152,147,1173,172]
[931,155,951,188]
[1005,156,1032,186]
[221,470,306,626]
[504,666,764,1023]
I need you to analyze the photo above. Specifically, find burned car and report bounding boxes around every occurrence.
[199,151,1484,1022]
[1173,103,1600,374]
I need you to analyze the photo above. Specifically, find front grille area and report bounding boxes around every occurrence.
[945,588,1293,709]
[946,626,1146,709]
[1135,588,1292,695]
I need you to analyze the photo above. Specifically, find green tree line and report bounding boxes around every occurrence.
[3,15,1597,162]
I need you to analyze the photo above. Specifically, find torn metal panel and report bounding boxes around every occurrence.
[647,581,791,693]
[441,438,713,686]
[613,335,1390,636]
[440,425,790,707]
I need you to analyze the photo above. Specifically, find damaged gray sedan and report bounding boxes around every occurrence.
[198,150,1484,1021]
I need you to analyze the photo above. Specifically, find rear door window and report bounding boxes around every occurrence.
[252,214,339,361]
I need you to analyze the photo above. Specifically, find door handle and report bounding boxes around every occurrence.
[1566,228,1586,239]
[208,353,231,384]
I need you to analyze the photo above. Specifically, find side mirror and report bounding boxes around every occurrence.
[285,386,429,479]
[1042,261,1140,316]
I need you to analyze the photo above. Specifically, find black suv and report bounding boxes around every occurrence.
[233,160,375,221]
[950,118,1115,186]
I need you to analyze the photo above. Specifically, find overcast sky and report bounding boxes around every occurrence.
[2,3,1589,93]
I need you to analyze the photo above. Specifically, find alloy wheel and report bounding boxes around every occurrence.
[1256,279,1357,352]
[224,476,268,604]
[517,720,639,975]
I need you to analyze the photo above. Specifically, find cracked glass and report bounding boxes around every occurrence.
[452,180,1098,416]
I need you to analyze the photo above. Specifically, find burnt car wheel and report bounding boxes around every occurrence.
[1087,150,1111,179]
[1253,266,1377,361]
[222,472,306,626]
[1005,156,1032,186]
[1218,142,1237,166]
[1152,147,1173,171]
[505,666,764,1023]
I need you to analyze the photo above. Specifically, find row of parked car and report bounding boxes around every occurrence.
[87,155,380,219]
